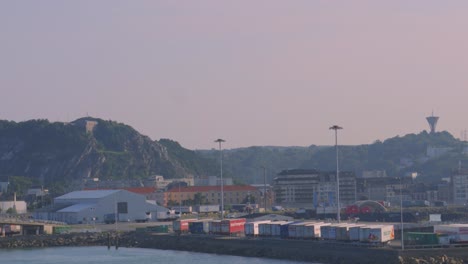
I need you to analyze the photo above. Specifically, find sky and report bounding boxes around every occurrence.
[1,1,468,150]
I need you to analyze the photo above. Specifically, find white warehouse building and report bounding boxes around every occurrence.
[34,189,169,224]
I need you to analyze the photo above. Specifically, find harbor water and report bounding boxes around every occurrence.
[0,246,316,264]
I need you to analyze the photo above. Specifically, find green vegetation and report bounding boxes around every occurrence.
[199,131,466,184]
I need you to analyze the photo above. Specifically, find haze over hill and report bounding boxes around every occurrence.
[0,117,466,196]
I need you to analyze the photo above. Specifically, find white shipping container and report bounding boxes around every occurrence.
[195,205,219,213]
[361,225,394,243]
[436,224,468,243]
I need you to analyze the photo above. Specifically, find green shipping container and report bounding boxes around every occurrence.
[53,226,72,234]
[146,225,169,233]
[404,232,439,246]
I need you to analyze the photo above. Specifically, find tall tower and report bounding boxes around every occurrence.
[426,111,439,134]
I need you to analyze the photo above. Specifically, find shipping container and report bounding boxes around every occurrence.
[189,220,211,234]
[259,221,287,237]
[434,224,468,243]
[173,206,192,214]
[336,224,364,241]
[173,219,197,234]
[244,220,271,236]
[404,232,439,246]
[280,221,299,238]
[349,225,366,241]
[304,223,329,239]
[321,224,348,240]
[53,226,71,234]
[271,221,292,237]
[220,218,246,235]
[209,220,222,234]
[360,225,394,243]
[147,225,169,233]
[195,205,220,213]
[287,222,305,239]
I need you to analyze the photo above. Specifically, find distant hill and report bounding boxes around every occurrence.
[0,118,216,194]
[199,131,468,184]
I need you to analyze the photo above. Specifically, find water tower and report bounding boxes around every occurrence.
[426,112,439,134]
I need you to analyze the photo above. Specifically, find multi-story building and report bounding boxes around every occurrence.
[273,169,356,209]
[194,176,233,186]
[452,171,468,205]
[163,185,260,207]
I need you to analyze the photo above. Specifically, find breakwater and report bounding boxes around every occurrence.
[0,233,466,264]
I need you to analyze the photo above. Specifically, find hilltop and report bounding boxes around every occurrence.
[0,118,216,194]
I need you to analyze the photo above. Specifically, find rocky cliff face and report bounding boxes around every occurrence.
[0,118,214,191]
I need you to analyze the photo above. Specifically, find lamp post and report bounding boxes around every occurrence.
[179,181,182,217]
[400,177,405,250]
[215,139,225,220]
[262,166,267,212]
[329,125,343,222]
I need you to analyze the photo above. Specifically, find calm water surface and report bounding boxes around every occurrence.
[0,246,315,264]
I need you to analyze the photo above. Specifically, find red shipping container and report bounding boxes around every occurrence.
[221,218,246,235]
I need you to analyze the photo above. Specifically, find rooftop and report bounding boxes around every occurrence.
[55,190,120,200]
[167,185,257,193]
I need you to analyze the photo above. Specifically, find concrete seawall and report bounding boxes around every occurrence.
[0,233,466,264]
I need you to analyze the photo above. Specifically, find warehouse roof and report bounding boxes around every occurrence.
[57,203,97,213]
[85,187,157,194]
[55,190,120,200]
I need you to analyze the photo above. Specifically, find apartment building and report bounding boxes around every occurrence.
[273,169,356,209]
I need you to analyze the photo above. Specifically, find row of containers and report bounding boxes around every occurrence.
[405,224,468,246]
[173,219,395,243]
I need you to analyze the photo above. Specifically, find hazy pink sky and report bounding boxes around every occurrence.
[1,1,468,149]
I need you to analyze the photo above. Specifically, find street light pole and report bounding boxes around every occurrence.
[400,177,405,250]
[215,139,225,220]
[179,182,181,217]
[329,125,343,223]
[262,166,267,211]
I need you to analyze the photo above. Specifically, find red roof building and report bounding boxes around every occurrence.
[164,185,260,207]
